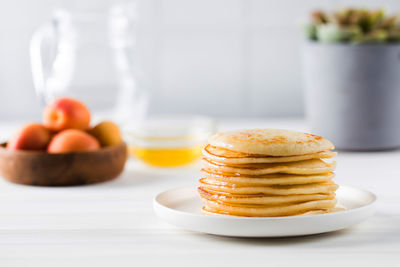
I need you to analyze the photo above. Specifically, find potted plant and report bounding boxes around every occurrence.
[302,8,400,150]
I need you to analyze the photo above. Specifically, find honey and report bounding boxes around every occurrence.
[129,145,203,167]
[125,115,215,167]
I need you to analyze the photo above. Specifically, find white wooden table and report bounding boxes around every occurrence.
[0,119,399,266]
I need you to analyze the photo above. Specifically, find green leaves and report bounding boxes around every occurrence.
[305,8,400,43]
[316,24,361,43]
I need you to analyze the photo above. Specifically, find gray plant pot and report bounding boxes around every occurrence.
[303,42,400,150]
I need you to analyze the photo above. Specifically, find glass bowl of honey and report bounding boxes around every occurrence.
[125,115,216,167]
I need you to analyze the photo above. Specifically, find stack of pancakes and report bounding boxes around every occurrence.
[198,129,339,217]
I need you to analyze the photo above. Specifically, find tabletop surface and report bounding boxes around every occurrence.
[0,119,399,266]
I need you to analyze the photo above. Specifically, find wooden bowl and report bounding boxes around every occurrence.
[0,143,127,186]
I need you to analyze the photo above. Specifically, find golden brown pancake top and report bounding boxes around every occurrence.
[209,129,334,156]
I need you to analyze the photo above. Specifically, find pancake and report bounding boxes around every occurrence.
[201,198,338,217]
[198,128,340,217]
[202,158,337,176]
[203,145,337,164]
[200,170,335,185]
[201,207,334,217]
[199,179,338,195]
[209,129,334,156]
[198,187,335,205]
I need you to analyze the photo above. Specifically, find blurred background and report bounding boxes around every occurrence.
[2,0,400,121]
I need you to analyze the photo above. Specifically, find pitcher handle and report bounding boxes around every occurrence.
[30,22,56,105]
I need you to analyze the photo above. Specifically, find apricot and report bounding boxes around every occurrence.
[47,129,100,153]
[43,97,91,131]
[7,123,52,151]
[88,121,122,147]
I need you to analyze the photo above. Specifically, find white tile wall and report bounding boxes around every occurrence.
[0,0,399,120]
[247,28,303,117]
[0,0,58,120]
[158,30,244,116]
[160,0,244,30]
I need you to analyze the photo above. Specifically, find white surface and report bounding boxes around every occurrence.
[154,185,376,237]
[3,0,400,119]
[0,118,399,266]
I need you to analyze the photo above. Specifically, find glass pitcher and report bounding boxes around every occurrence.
[30,6,147,124]
[30,5,216,167]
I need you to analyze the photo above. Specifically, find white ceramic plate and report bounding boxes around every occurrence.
[153,185,376,237]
